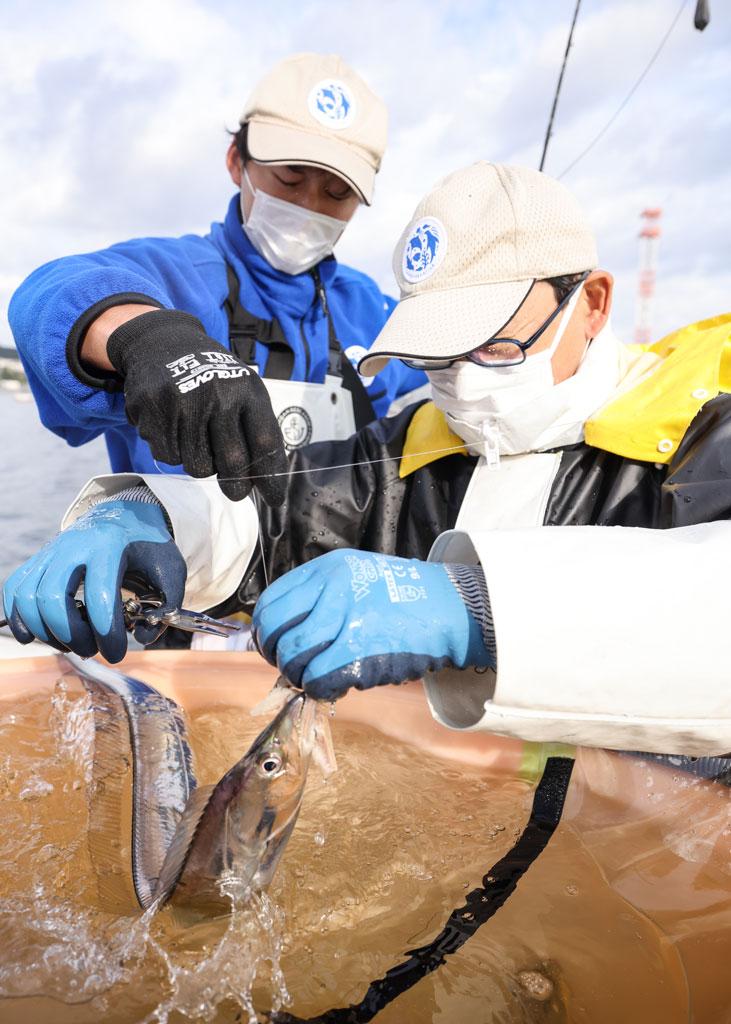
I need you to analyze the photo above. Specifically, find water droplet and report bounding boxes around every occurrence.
[313,831,325,846]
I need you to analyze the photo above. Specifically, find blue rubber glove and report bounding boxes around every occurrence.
[252,549,494,700]
[2,500,186,663]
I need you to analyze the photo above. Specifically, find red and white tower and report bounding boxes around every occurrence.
[635,208,662,345]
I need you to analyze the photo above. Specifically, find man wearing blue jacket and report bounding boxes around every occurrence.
[9,53,425,506]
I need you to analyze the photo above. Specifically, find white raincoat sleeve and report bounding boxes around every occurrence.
[61,474,259,612]
[425,524,731,756]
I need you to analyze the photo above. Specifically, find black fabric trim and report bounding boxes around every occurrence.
[339,347,376,431]
[244,137,370,204]
[66,292,164,392]
[272,756,575,1023]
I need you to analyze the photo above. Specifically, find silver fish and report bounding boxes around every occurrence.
[152,691,317,919]
[63,652,196,910]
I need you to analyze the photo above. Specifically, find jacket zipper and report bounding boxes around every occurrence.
[311,266,329,318]
[311,266,342,379]
[298,317,311,380]
[297,267,330,382]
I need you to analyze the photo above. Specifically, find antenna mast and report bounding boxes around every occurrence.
[635,208,662,345]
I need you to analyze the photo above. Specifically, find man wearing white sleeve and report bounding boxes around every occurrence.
[4,162,731,755]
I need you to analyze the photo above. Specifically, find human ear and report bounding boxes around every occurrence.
[226,142,243,187]
[583,271,614,338]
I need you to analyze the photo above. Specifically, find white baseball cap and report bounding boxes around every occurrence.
[240,53,388,205]
[358,162,598,374]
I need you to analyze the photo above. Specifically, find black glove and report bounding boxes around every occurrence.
[107,310,287,504]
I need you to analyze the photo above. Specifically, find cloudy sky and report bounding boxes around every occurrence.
[1,0,729,348]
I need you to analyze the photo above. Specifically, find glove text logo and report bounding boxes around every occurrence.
[346,554,427,605]
[166,351,250,395]
[345,554,378,602]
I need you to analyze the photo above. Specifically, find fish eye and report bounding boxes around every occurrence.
[257,751,283,777]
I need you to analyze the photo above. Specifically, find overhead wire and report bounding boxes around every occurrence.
[558,0,689,179]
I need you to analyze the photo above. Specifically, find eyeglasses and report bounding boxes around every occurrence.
[402,272,589,370]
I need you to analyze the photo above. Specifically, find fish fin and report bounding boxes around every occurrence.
[77,677,141,913]
[250,676,295,718]
[312,706,338,777]
[152,783,216,906]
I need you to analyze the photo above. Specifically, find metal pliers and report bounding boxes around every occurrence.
[120,576,242,638]
[122,595,241,638]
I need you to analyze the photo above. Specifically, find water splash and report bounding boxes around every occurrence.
[0,883,288,1021]
[0,884,149,1002]
[50,675,95,784]
[142,888,289,1024]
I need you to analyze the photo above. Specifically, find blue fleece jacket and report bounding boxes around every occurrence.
[9,195,424,474]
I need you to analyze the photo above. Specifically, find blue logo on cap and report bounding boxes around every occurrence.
[317,84,349,120]
[402,218,447,284]
[308,79,356,130]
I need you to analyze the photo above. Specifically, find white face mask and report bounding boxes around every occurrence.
[240,169,348,276]
[429,284,618,460]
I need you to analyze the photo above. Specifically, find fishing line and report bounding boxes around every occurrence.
[272,756,575,1024]
[152,442,474,485]
[258,518,270,589]
[154,436,476,593]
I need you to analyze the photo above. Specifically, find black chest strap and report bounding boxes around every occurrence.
[223,262,295,381]
[310,266,376,431]
[223,261,376,429]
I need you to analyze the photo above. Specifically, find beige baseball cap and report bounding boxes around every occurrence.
[240,53,387,205]
[358,162,598,374]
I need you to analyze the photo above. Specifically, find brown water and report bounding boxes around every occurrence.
[0,672,728,1023]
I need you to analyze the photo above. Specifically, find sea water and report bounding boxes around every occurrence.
[0,389,107,583]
